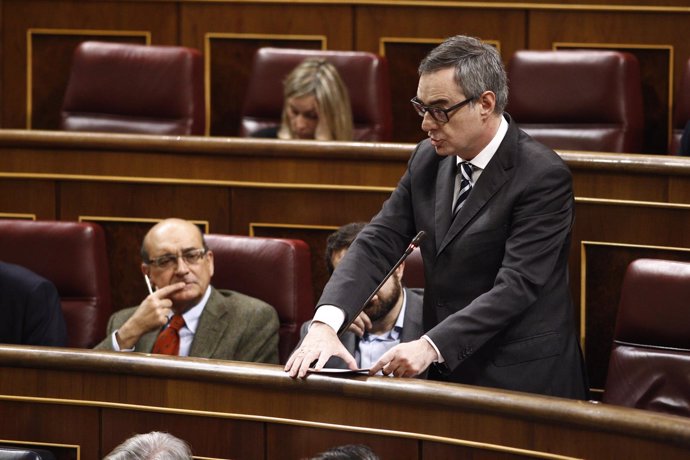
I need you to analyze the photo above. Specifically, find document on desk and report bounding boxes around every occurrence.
[307,368,370,376]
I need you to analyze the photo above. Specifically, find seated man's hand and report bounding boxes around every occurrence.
[115,282,185,349]
[285,321,357,378]
[369,338,437,378]
[347,311,372,337]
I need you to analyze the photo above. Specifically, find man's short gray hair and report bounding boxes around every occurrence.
[103,431,192,460]
[418,35,508,114]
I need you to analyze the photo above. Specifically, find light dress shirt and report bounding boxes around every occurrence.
[356,290,407,371]
[111,285,212,356]
[314,115,509,364]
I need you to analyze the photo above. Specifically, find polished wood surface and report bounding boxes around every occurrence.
[1,130,690,392]
[1,345,689,459]
[1,0,689,150]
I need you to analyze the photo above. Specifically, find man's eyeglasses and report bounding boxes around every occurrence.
[146,248,208,270]
[410,96,475,124]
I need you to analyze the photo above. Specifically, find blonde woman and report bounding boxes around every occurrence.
[253,58,353,141]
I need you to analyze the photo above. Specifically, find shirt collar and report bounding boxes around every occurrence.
[179,285,212,333]
[393,288,407,331]
[458,114,509,170]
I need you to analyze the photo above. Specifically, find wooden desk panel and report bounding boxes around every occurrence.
[0,346,689,460]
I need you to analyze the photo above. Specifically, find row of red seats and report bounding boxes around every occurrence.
[0,219,313,364]
[2,220,689,417]
[59,41,690,154]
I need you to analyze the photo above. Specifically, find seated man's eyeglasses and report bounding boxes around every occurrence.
[410,96,475,124]
[146,248,208,270]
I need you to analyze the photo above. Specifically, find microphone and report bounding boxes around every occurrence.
[338,230,426,337]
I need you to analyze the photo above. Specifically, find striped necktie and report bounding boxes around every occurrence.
[453,161,474,215]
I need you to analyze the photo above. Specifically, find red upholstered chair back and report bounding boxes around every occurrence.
[0,220,112,348]
[402,247,425,289]
[61,41,205,135]
[602,258,690,417]
[240,47,393,141]
[205,234,314,364]
[670,58,690,154]
[507,50,644,153]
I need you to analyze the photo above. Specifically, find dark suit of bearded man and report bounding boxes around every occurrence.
[319,114,588,399]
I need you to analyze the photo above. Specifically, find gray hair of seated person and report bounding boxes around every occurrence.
[419,34,508,115]
[279,57,354,141]
[306,444,380,460]
[103,431,192,460]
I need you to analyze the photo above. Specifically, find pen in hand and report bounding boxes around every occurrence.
[144,274,154,295]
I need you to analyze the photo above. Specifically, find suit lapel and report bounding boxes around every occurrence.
[189,288,228,358]
[438,119,517,255]
[434,156,456,252]
[400,289,424,343]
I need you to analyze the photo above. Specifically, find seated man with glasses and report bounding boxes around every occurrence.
[95,218,279,363]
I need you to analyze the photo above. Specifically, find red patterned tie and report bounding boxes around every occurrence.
[151,314,185,355]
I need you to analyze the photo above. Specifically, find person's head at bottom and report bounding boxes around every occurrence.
[279,58,353,141]
[103,431,192,460]
[306,443,379,460]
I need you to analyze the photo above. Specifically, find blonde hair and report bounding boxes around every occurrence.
[279,58,353,141]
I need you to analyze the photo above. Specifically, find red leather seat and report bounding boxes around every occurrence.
[61,41,205,135]
[205,234,314,364]
[507,50,644,153]
[670,58,690,154]
[602,258,690,417]
[240,47,392,141]
[0,220,112,348]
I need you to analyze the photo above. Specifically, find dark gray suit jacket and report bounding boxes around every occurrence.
[95,287,279,364]
[319,114,588,399]
[300,288,424,369]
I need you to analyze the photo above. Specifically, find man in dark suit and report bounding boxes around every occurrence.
[0,261,67,346]
[299,223,424,370]
[95,218,279,363]
[287,35,588,399]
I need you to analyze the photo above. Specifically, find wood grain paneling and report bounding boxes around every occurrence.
[0,400,98,460]
[0,179,56,219]
[1,347,690,459]
[102,408,264,460]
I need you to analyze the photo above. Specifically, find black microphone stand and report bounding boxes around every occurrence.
[338,231,426,337]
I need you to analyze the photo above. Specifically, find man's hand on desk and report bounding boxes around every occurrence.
[285,321,358,378]
[369,339,436,378]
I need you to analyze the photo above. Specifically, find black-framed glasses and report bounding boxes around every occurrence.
[410,96,475,123]
[146,248,208,270]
